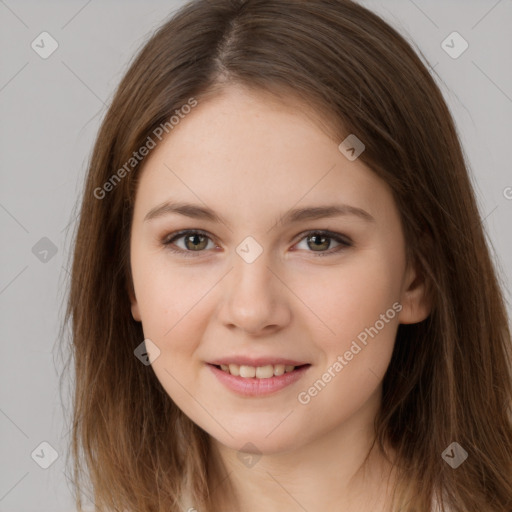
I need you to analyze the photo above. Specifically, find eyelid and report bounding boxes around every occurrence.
[161,229,217,254]
[292,229,352,246]
[162,228,214,245]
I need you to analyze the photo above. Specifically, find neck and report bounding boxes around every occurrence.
[206,390,397,512]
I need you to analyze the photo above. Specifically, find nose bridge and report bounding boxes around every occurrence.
[218,242,290,333]
[231,245,276,308]
[234,247,273,292]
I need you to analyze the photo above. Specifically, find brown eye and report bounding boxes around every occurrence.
[295,231,352,256]
[307,233,331,251]
[162,230,215,255]
[182,233,209,251]
[162,229,352,258]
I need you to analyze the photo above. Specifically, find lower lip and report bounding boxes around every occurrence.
[207,364,311,396]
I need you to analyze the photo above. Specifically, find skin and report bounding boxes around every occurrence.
[129,84,431,512]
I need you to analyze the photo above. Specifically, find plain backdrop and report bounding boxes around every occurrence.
[1,1,511,510]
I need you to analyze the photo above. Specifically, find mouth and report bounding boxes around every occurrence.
[209,363,310,379]
[206,362,312,396]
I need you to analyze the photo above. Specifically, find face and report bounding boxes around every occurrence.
[129,85,429,455]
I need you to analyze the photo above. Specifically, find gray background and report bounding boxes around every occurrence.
[1,1,511,510]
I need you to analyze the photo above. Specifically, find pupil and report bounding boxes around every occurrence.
[310,234,328,250]
[187,234,206,251]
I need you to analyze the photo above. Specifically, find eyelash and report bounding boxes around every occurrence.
[161,229,353,258]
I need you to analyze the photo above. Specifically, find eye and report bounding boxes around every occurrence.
[161,229,352,257]
[293,230,352,256]
[162,229,216,256]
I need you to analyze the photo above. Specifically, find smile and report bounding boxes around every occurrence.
[207,363,311,396]
[217,363,298,378]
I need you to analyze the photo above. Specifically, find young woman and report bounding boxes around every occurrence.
[61,0,512,511]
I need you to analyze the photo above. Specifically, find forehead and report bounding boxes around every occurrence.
[132,85,393,226]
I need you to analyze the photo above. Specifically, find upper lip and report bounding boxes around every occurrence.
[208,357,309,367]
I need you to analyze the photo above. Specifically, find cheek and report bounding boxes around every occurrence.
[298,250,403,349]
[296,248,404,412]
[293,259,401,415]
[294,263,401,421]
[131,247,207,336]
[131,260,209,410]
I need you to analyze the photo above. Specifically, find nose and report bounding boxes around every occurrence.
[216,250,292,336]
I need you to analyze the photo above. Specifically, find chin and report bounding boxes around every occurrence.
[208,423,308,456]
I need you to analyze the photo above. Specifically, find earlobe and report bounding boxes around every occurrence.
[128,287,142,322]
[398,261,432,325]
[131,301,141,322]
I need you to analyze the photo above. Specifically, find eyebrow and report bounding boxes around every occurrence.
[143,201,375,225]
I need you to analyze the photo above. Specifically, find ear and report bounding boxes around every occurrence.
[128,285,142,322]
[398,258,432,324]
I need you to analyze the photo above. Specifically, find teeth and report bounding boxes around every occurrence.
[255,365,273,378]
[273,364,285,376]
[218,363,298,378]
[228,364,240,376]
[240,365,256,378]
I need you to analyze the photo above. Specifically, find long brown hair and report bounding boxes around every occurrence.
[60,0,512,510]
